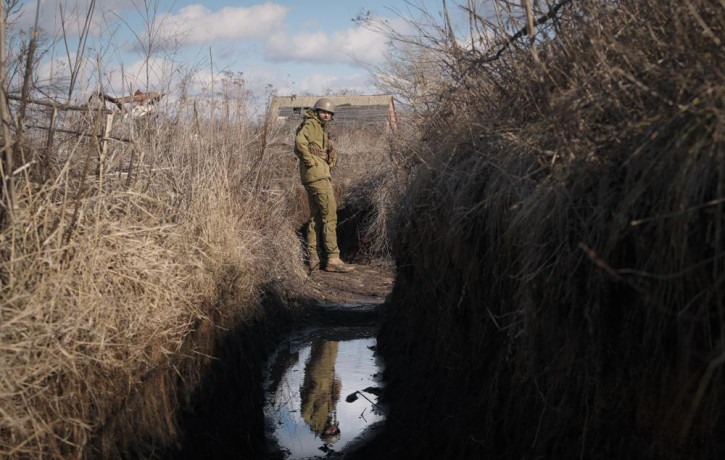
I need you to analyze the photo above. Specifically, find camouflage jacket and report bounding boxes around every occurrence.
[294,109,337,185]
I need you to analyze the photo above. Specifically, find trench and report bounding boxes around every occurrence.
[169,296,389,460]
[163,197,401,459]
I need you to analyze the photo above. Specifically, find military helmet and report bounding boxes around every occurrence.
[313,97,335,114]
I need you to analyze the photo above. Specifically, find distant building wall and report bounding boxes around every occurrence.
[270,95,397,132]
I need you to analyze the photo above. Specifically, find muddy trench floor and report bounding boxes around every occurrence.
[295,259,395,308]
[260,259,397,459]
[171,258,396,459]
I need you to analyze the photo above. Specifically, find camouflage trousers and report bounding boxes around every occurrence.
[305,178,340,259]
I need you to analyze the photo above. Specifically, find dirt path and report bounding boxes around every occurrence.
[296,259,395,308]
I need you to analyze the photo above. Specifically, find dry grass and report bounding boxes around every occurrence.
[0,73,310,456]
[378,0,725,458]
[0,59,398,455]
[333,126,406,259]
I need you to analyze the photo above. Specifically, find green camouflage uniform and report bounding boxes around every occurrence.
[294,109,339,260]
[300,340,341,438]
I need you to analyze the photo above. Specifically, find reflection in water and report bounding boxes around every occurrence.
[265,327,384,459]
[300,341,341,445]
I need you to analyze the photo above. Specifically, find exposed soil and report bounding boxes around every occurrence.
[294,259,395,308]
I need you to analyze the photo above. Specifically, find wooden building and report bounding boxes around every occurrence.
[269,94,397,132]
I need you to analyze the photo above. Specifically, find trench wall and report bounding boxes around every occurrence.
[360,1,725,458]
[370,136,724,460]
[81,280,297,460]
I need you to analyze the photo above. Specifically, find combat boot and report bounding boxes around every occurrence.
[324,257,355,273]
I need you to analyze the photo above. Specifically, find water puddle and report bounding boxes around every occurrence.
[264,325,385,459]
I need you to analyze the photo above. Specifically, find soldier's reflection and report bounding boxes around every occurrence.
[300,340,342,445]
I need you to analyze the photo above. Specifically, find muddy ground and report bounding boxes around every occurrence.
[297,260,395,306]
[172,258,395,459]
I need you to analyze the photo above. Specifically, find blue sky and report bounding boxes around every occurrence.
[13,0,472,108]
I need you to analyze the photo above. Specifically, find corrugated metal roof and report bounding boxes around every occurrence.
[270,94,393,111]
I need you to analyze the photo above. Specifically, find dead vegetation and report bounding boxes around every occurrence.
[373,0,725,458]
[7,0,722,457]
[0,6,310,457]
[0,5,397,454]
[0,83,310,457]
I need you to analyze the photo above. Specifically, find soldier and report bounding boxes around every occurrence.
[294,97,355,273]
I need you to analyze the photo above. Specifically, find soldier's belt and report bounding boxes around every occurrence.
[309,144,329,159]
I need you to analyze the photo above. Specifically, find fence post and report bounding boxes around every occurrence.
[96,112,114,180]
[522,0,539,61]
[43,106,58,181]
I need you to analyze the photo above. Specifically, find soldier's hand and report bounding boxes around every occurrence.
[327,145,337,167]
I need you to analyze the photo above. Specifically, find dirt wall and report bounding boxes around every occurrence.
[358,1,725,459]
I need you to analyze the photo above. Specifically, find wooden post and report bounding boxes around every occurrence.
[387,97,398,133]
[101,113,114,161]
[522,0,539,61]
[43,106,58,181]
[522,0,535,39]
[94,112,113,244]
[97,112,113,181]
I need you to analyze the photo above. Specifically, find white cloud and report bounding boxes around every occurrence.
[332,25,389,65]
[264,22,388,67]
[15,0,135,38]
[19,2,289,54]
[265,30,330,63]
[297,72,371,95]
[108,56,178,94]
[30,51,105,99]
[157,3,288,45]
